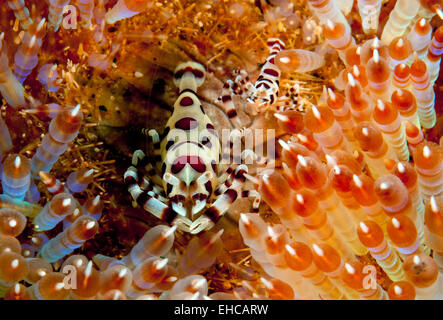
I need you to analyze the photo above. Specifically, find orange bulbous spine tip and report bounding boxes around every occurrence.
[387,281,416,300]
[387,36,412,71]
[274,49,325,73]
[275,110,304,134]
[393,63,410,89]
[387,215,421,257]
[412,142,443,202]
[261,278,294,300]
[342,261,388,299]
[4,283,31,300]
[402,253,440,299]
[259,170,292,209]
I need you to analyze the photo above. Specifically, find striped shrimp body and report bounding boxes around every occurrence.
[247,38,286,113]
[125,62,261,234]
